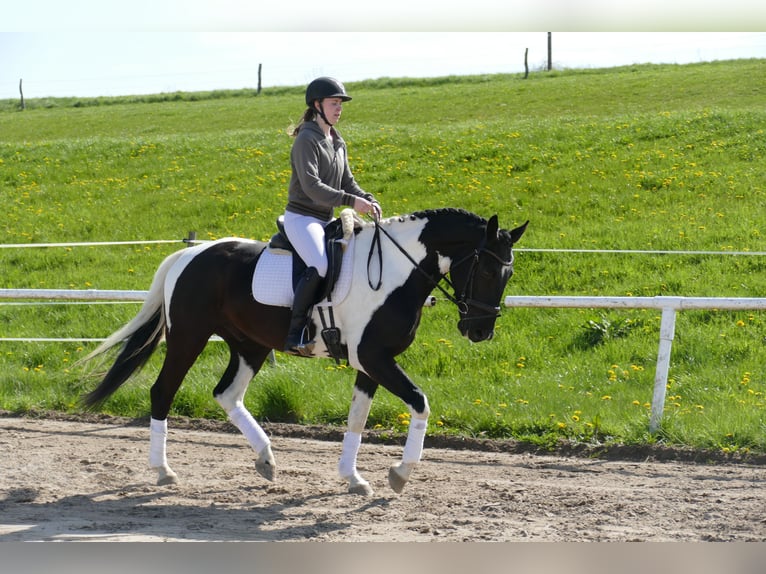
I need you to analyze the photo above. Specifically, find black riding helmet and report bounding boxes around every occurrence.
[305,77,351,127]
[305,77,352,106]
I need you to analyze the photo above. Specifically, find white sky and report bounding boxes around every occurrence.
[2,1,766,99]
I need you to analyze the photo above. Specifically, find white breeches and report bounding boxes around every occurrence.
[283,211,331,278]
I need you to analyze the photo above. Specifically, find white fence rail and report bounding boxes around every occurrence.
[1,288,765,433]
[504,295,766,432]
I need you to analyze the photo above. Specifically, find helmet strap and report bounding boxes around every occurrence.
[314,99,334,128]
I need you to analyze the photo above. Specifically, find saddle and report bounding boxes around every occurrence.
[267,209,358,302]
[266,209,360,363]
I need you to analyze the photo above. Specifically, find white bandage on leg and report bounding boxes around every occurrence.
[338,431,362,478]
[401,418,428,464]
[228,404,270,454]
[149,417,169,468]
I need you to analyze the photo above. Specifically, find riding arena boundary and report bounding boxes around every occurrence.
[1,238,765,433]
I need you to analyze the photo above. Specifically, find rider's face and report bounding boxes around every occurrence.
[317,98,343,124]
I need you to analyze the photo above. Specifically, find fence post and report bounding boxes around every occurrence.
[523,48,529,79]
[649,301,679,433]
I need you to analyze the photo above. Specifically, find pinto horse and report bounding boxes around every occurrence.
[82,208,527,495]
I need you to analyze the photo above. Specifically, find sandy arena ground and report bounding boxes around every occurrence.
[1,413,764,542]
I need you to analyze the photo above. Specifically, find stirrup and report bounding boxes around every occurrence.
[284,327,315,357]
[284,338,315,357]
[286,341,315,357]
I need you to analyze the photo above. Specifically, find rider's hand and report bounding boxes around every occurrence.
[370,201,382,222]
[354,197,382,222]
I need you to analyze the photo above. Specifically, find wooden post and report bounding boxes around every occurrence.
[257,63,262,95]
[547,32,552,71]
[19,78,25,110]
[524,48,529,79]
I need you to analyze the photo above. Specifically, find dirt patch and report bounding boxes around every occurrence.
[1,412,764,541]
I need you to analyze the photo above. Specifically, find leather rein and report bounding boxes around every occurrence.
[366,221,511,322]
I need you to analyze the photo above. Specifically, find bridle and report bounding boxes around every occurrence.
[367,221,512,323]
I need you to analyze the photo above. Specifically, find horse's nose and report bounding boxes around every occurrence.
[469,328,494,342]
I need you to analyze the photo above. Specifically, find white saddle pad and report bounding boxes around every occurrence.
[252,235,355,308]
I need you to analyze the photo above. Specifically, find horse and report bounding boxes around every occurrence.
[82,208,528,496]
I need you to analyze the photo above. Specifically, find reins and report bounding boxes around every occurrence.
[366,220,511,321]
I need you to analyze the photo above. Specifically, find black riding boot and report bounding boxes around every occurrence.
[284,267,322,356]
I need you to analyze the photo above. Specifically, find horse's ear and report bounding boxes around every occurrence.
[486,214,500,241]
[510,220,529,244]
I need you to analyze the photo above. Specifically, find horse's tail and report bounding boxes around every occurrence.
[81,249,185,408]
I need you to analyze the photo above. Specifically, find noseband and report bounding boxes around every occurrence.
[368,222,511,322]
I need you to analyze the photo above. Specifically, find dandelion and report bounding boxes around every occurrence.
[601,395,612,401]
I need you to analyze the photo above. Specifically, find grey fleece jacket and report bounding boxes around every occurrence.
[286,121,374,221]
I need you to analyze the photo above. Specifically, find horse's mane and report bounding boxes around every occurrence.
[406,208,517,249]
[409,207,487,226]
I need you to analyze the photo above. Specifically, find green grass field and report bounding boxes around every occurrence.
[1,60,765,454]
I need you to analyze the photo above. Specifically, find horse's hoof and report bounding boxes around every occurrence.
[255,446,277,482]
[255,459,276,482]
[388,466,408,494]
[348,480,374,496]
[156,472,178,486]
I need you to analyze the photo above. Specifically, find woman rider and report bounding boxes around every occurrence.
[283,77,381,356]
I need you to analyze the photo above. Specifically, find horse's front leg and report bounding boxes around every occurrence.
[388,403,429,494]
[357,353,430,494]
[339,375,377,495]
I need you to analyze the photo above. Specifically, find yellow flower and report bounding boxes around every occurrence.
[601,395,612,401]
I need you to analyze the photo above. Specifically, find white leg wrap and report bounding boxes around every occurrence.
[149,417,169,468]
[401,418,428,464]
[338,431,362,478]
[228,403,270,454]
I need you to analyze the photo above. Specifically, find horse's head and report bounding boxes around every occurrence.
[452,215,528,342]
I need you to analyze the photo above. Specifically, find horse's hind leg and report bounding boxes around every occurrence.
[149,335,209,486]
[213,344,276,482]
[338,373,377,496]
